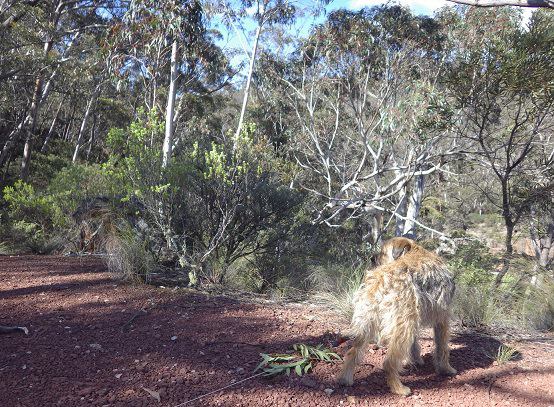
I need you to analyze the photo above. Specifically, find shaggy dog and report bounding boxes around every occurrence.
[337,237,457,396]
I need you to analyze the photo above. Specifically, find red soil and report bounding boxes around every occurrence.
[1,255,553,407]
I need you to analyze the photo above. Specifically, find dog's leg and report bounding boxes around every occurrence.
[383,319,417,396]
[433,317,456,376]
[409,339,424,367]
[337,335,367,386]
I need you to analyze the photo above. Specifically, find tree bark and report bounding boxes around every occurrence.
[233,23,262,151]
[72,84,100,163]
[19,0,69,179]
[162,38,178,169]
[530,204,554,268]
[395,187,407,237]
[495,179,514,286]
[403,174,425,239]
[86,112,97,161]
[41,98,64,153]
[20,75,45,180]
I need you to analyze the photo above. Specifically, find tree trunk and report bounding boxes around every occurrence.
[496,219,514,286]
[0,119,27,168]
[403,174,425,239]
[395,188,407,237]
[233,23,262,151]
[86,113,97,161]
[72,85,100,163]
[161,39,178,169]
[41,98,64,153]
[530,204,554,269]
[370,210,384,246]
[20,76,44,180]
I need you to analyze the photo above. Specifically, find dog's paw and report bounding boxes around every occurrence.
[336,374,354,387]
[391,384,412,396]
[436,365,457,376]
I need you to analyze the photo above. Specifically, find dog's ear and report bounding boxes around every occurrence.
[390,241,412,260]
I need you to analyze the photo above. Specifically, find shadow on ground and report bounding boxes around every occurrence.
[1,255,552,407]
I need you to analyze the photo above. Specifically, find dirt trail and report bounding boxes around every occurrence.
[1,256,553,407]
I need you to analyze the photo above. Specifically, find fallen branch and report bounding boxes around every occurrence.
[121,309,148,332]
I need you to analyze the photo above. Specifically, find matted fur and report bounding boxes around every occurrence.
[337,237,457,396]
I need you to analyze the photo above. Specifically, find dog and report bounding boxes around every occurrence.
[337,237,457,396]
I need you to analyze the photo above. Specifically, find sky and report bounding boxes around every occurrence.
[216,0,534,77]
[216,0,453,74]
[329,0,450,16]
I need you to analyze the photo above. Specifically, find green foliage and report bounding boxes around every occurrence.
[449,240,501,327]
[492,344,520,365]
[255,343,340,377]
[3,181,67,229]
[47,163,128,214]
[2,181,69,253]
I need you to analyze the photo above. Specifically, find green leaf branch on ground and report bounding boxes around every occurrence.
[255,343,341,377]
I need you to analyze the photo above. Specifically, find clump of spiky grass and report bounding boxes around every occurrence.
[491,344,520,364]
[105,228,155,283]
[309,265,365,324]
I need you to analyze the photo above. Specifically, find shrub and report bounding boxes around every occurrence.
[2,180,69,253]
[47,163,128,215]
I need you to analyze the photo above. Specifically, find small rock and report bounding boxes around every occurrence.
[115,373,122,379]
[235,367,245,374]
[77,387,94,397]
[89,343,103,351]
[171,336,178,341]
[324,388,334,396]
[346,395,356,404]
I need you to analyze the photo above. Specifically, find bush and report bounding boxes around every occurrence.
[2,180,69,253]
[47,163,128,215]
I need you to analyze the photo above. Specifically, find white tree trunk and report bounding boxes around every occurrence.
[162,39,178,169]
[403,174,425,239]
[395,187,408,237]
[72,86,99,163]
[233,23,262,151]
[41,99,64,153]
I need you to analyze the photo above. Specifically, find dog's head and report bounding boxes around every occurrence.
[376,237,414,266]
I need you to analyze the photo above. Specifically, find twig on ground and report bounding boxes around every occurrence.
[121,308,148,332]
[487,375,497,396]
[173,372,265,407]
[206,340,266,348]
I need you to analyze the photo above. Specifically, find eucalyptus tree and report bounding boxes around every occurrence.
[272,6,457,242]
[445,7,554,284]
[0,0,116,179]
[214,0,300,149]
[108,0,231,168]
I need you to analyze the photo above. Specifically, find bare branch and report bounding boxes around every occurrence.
[447,0,554,8]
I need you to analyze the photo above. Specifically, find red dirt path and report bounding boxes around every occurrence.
[1,255,553,407]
